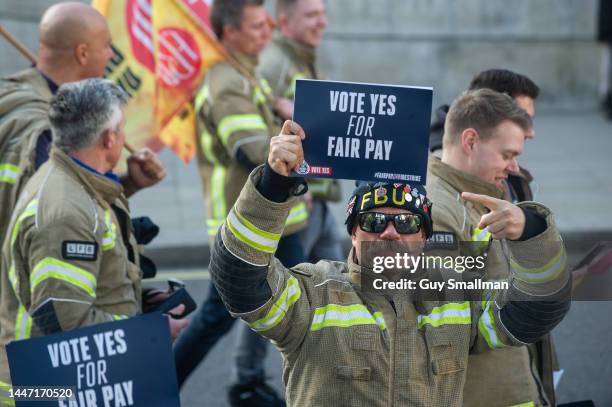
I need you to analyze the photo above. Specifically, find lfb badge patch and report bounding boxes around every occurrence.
[62,241,98,261]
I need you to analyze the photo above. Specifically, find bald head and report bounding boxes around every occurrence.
[40,2,106,50]
[38,2,113,83]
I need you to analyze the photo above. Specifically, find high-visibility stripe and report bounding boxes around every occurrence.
[310,303,386,331]
[285,202,308,227]
[10,199,38,246]
[306,181,330,195]
[194,84,209,112]
[478,301,507,349]
[112,315,128,321]
[253,79,273,105]
[7,265,17,295]
[209,166,227,232]
[102,210,116,251]
[30,258,97,299]
[218,114,268,146]
[284,72,306,99]
[14,304,32,340]
[249,276,301,332]
[472,227,491,242]
[508,402,535,407]
[226,209,280,253]
[511,249,567,284]
[200,128,218,165]
[417,302,471,328]
[0,164,19,185]
[207,219,225,237]
[0,380,14,406]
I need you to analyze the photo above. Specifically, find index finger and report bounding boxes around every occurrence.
[461,192,502,210]
[281,120,305,140]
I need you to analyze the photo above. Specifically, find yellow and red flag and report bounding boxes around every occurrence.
[92,0,225,163]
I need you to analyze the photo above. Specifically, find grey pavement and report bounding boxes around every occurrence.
[131,110,612,265]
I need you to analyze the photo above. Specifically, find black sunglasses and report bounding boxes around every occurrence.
[357,211,422,235]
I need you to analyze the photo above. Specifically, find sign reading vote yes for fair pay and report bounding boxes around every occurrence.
[292,79,433,184]
[7,313,179,407]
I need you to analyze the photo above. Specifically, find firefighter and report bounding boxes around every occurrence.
[176,1,306,405]
[426,88,563,406]
[207,119,571,406]
[259,0,343,263]
[0,79,187,391]
[0,2,165,251]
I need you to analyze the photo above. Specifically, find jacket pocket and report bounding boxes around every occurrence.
[351,326,379,351]
[334,366,371,381]
[426,327,465,375]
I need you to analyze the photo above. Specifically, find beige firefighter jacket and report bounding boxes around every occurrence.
[0,68,52,251]
[211,167,570,407]
[426,155,566,406]
[258,31,341,202]
[194,50,307,239]
[0,148,142,384]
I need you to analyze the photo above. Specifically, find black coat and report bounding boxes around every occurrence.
[598,0,612,43]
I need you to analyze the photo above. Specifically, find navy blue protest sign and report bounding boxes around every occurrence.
[292,79,433,184]
[7,313,179,407]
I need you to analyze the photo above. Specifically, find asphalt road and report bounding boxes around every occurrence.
[148,267,612,407]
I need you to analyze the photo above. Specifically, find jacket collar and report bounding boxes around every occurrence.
[51,148,123,205]
[428,154,504,199]
[228,50,259,76]
[273,31,316,69]
[4,68,54,102]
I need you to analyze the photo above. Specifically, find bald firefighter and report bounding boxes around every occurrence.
[208,119,571,406]
[0,2,165,251]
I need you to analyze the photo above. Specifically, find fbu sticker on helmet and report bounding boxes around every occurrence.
[62,241,98,261]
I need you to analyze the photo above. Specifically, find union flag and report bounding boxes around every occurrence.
[92,0,225,163]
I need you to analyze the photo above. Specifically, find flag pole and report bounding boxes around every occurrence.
[0,24,136,154]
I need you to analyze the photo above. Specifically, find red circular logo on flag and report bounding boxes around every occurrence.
[157,27,202,90]
[126,0,155,72]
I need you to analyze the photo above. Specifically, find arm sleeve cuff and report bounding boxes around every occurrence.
[257,161,305,203]
[518,207,547,241]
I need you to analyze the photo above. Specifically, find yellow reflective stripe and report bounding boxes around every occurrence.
[7,264,17,295]
[207,219,225,237]
[285,202,308,227]
[508,403,535,407]
[218,114,268,146]
[284,72,306,99]
[310,304,385,331]
[249,276,301,332]
[102,210,116,251]
[200,127,218,165]
[226,209,280,254]
[194,84,209,112]
[210,166,227,222]
[253,79,273,105]
[373,311,387,330]
[0,380,14,406]
[511,249,567,284]
[417,302,471,328]
[30,258,97,298]
[14,304,32,340]
[478,301,507,349]
[472,227,491,242]
[10,199,38,246]
[0,164,19,185]
[112,315,128,321]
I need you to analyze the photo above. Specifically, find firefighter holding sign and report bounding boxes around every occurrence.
[207,119,572,406]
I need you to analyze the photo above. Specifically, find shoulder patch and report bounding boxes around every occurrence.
[425,232,458,251]
[62,241,98,261]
